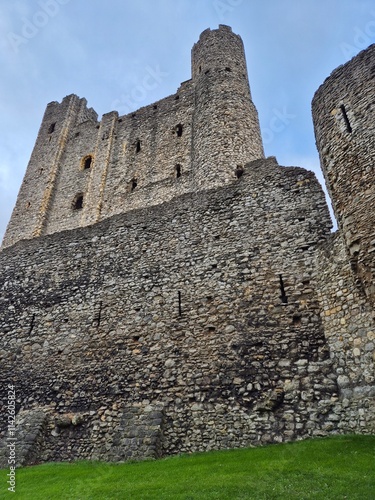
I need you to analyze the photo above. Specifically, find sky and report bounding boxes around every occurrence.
[1,0,374,243]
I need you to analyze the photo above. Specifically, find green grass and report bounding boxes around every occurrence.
[2,435,374,499]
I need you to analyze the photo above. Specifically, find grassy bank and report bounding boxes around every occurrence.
[2,435,374,499]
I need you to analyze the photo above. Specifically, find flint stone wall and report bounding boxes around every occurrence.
[1,157,354,463]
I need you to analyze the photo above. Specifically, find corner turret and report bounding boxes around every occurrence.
[191,25,264,187]
[312,44,375,305]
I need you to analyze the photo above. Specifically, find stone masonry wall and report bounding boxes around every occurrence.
[0,158,348,463]
[310,43,375,437]
[313,234,375,434]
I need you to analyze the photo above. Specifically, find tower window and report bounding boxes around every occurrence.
[48,122,56,134]
[82,155,93,170]
[235,166,244,178]
[178,291,182,317]
[279,274,288,304]
[72,194,84,210]
[136,140,141,153]
[176,124,183,137]
[340,104,352,133]
[175,164,182,178]
[131,178,137,191]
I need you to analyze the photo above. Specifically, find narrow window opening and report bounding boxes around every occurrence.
[292,315,302,326]
[175,164,182,178]
[178,291,182,317]
[28,314,36,335]
[235,166,244,178]
[83,156,92,170]
[207,326,216,332]
[199,65,202,73]
[48,123,56,134]
[93,301,102,328]
[225,67,231,72]
[279,274,288,304]
[176,124,183,137]
[131,178,137,191]
[340,104,352,133]
[73,194,84,210]
[136,140,141,153]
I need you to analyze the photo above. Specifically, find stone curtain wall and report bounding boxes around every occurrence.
[0,159,345,463]
[2,25,264,249]
[313,234,375,434]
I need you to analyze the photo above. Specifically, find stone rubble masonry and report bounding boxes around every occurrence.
[0,27,374,465]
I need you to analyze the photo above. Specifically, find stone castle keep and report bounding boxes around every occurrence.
[0,25,374,465]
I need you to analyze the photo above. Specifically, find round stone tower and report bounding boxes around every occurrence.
[191,25,264,188]
[312,44,375,304]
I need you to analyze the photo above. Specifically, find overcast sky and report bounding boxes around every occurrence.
[1,0,374,243]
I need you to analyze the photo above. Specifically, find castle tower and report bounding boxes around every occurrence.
[2,95,98,248]
[2,26,265,249]
[312,44,375,305]
[191,25,264,187]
